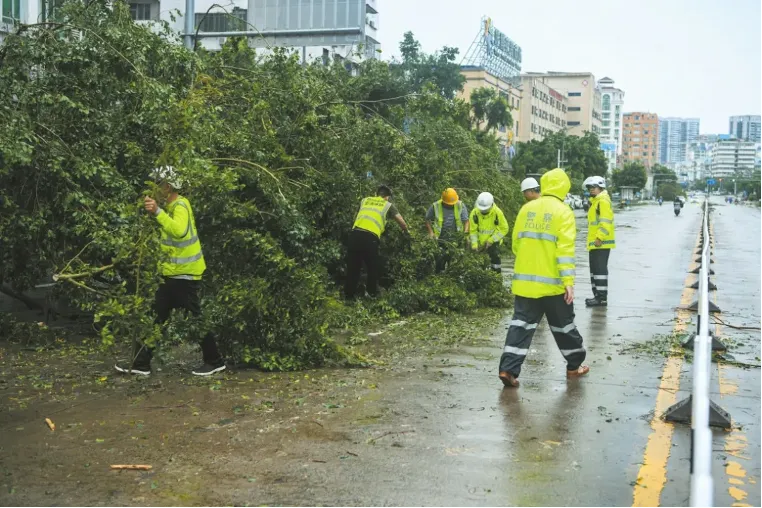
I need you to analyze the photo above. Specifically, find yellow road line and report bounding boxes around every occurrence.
[632,232,700,507]
[709,218,752,507]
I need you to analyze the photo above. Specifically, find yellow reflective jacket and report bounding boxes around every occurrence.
[511,168,576,298]
[469,205,509,249]
[587,190,616,250]
[156,196,206,280]
[353,196,392,238]
[432,200,464,238]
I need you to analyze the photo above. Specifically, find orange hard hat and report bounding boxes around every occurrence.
[441,188,459,205]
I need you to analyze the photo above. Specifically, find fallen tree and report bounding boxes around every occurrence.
[0,1,521,369]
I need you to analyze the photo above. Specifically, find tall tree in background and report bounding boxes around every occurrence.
[469,87,512,134]
[611,162,648,191]
[393,32,466,99]
[510,130,607,192]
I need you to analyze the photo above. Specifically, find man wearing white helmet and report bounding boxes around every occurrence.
[520,177,541,202]
[115,166,226,377]
[584,175,615,307]
[468,192,509,272]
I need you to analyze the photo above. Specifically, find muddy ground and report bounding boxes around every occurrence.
[0,310,508,506]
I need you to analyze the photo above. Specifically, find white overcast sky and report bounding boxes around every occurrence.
[376,0,761,134]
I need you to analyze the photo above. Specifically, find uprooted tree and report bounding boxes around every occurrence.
[0,2,522,369]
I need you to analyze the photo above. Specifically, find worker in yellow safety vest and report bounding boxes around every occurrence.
[345,185,409,299]
[115,166,225,377]
[583,175,615,307]
[425,187,470,272]
[469,192,509,272]
[498,168,590,388]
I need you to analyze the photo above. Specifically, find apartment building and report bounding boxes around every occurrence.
[622,112,659,167]
[659,117,700,165]
[459,66,522,155]
[516,74,567,142]
[597,77,625,172]
[522,71,602,137]
[729,115,761,143]
[710,138,757,178]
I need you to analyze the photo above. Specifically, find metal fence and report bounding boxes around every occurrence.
[689,198,714,507]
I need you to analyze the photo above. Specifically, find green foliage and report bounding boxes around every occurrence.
[392,32,465,99]
[611,162,648,191]
[510,131,607,189]
[0,2,516,370]
[656,182,683,201]
[469,87,513,136]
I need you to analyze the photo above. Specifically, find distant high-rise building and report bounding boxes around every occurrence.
[659,117,700,165]
[521,71,602,138]
[597,77,625,173]
[622,113,659,167]
[728,115,761,142]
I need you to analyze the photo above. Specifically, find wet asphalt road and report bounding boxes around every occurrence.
[1,198,758,507]
[257,198,760,507]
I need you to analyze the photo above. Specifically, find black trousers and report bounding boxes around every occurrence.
[499,294,586,377]
[589,249,611,300]
[486,243,501,272]
[132,278,223,369]
[345,229,380,299]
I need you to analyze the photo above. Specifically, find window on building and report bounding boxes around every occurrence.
[2,0,21,22]
[603,112,610,119]
[602,94,610,110]
[568,92,582,97]
[568,121,581,126]
[195,7,246,31]
[602,129,611,135]
[602,121,610,127]
[562,105,567,112]
[568,106,581,112]
[131,2,154,20]
[615,105,621,115]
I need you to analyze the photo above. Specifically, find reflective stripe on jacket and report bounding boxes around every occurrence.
[353,196,392,238]
[156,196,206,279]
[511,168,576,298]
[469,205,509,248]
[432,200,464,238]
[587,190,616,250]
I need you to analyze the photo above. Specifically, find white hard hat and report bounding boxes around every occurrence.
[152,165,182,189]
[586,176,606,188]
[520,177,540,193]
[476,192,494,212]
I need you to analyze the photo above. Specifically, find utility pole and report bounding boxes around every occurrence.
[557,139,567,170]
[183,0,194,50]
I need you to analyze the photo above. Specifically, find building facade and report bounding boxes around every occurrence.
[522,72,602,138]
[710,138,757,178]
[728,115,762,143]
[459,66,522,155]
[516,74,567,143]
[1,0,380,62]
[658,117,700,165]
[622,112,659,167]
[1,0,33,44]
[597,77,624,173]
